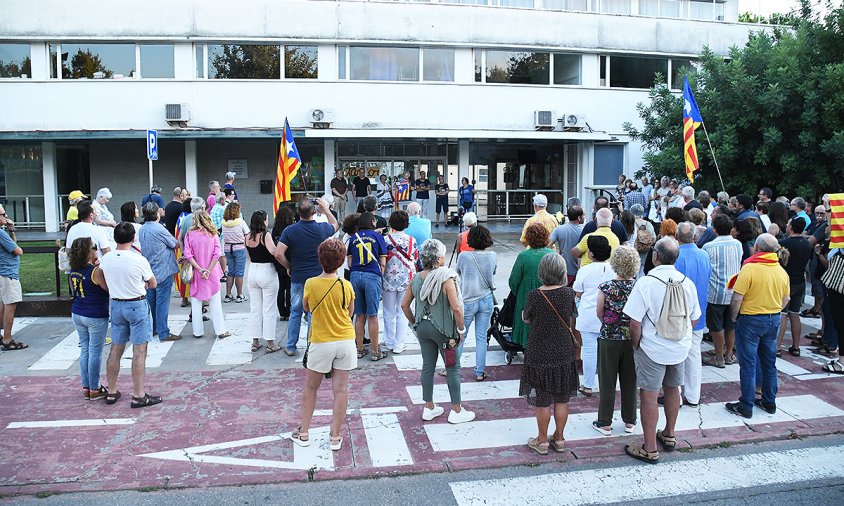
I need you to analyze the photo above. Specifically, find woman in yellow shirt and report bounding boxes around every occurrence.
[291,238,356,452]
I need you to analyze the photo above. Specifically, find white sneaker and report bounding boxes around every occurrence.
[448,408,476,424]
[392,344,406,354]
[422,405,444,421]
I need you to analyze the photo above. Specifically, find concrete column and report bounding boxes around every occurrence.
[185,140,198,194]
[323,139,335,196]
[458,139,470,185]
[41,141,59,232]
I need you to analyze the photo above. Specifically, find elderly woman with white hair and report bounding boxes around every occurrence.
[92,188,117,245]
[401,239,475,424]
[455,211,478,257]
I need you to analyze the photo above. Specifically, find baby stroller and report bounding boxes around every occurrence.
[487,293,524,365]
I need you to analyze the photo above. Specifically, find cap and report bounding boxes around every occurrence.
[68,190,87,201]
[532,194,548,207]
[96,188,112,199]
[630,204,645,217]
[225,171,237,180]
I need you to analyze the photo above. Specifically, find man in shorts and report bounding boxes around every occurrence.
[702,214,743,368]
[0,204,26,351]
[100,222,162,408]
[434,174,449,228]
[623,237,701,464]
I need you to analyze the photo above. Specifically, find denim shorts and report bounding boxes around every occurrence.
[225,247,247,277]
[350,271,382,316]
[110,299,152,346]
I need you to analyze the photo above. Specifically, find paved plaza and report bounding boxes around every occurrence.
[1,229,843,502]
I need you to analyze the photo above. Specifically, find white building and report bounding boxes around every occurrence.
[0,0,770,231]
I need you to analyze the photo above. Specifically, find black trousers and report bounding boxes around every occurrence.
[276,268,291,318]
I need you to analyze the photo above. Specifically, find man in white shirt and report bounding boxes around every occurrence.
[622,237,701,464]
[100,222,161,409]
[66,201,111,255]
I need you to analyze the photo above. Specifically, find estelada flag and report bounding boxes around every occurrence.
[683,76,703,183]
[395,180,411,202]
[829,193,844,249]
[274,118,301,212]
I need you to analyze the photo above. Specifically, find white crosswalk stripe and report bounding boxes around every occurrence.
[206,314,254,365]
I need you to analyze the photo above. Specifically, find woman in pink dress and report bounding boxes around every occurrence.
[183,211,230,339]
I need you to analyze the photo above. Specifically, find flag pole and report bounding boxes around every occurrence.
[700,121,725,192]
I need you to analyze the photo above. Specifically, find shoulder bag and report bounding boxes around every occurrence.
[179,260,194,285]
[821,250,844,294]
[302,278,345,375]
[468,251,498,306]
[538,289,580,347]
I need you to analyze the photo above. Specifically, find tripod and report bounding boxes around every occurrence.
[447,207,466,268]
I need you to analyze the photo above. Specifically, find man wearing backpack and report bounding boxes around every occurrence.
[622,237,701,464]
[726,234,790,419]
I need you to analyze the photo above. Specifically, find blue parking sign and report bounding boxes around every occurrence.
[147,129,158,161]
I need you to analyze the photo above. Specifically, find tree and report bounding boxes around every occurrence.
[68,49,112,79]
[0,56,31,78]
[285,46,317,79]
[625,1,844,199]
[211,44,280,79]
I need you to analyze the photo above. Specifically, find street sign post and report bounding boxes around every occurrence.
[147,129,158,190]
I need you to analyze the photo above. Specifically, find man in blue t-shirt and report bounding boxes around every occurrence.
[347,212,387,361]
[414,171,432,216]
[0,204,25,351]
[141,185,166,210]
[277,198,339,355]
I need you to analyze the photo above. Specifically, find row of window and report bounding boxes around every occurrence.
[0,42,696,89]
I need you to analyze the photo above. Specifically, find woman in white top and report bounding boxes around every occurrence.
[93,187,117,245]
[376,174,394,219]
[572,234,616,396]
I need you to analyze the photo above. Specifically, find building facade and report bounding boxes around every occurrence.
[0,0,769,231]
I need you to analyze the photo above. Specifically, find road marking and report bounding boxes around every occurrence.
[27,331,79,370]
[7,418,136,428]
[313,406,408,416]
[206,315,253,365]
[361,413,414,467]
[139,427,334,471]
[449,445,844,506]
[424,394,844,452]
[120,318,188,368]
[393,350,522,371]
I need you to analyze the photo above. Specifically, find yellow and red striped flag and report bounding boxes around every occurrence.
[829,193,844,249]
[683,77,703,183]
[273,118,301,212]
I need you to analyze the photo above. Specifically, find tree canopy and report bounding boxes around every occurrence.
[624,1,844,199]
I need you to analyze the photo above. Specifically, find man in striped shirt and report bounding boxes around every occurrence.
[701,214,744,368]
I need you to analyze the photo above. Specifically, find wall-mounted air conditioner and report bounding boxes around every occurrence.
[165,103,190,127]
[310,108,334,128]
[534,110,556,131]
[561,113,586,131]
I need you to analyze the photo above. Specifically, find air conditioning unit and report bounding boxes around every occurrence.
[310,108,334,128]
[165,103,190,127]
[534,110,556,131]
[561,113,586,131]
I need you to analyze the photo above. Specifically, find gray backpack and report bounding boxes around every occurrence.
[646,275,690,342]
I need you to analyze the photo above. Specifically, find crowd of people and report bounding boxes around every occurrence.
[0,169,840,462]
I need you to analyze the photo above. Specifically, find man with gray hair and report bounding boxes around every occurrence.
[681,185,702,211]
[572,208,620,268]
[224,172,238,202]
[725,233,790,419]
[405,201,432,250]
[139,203,180,342]
[790,197,811,230]
[206,180,221,211]
[669,222,711,407]
[520,194,559,247]
[622,237,701,464]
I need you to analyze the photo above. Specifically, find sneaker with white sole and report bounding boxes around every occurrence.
[392,344,406,354]
[448,408,476,424]
[592,420,612,436]
[422,405,444,421]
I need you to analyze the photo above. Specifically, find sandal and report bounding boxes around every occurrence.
[291,427,310,447]
[130,393,162,408]
[814,344,839,357]
[804,331,823,341]
[549,439,566,453]
[357,349,367,359]
[527,437,549,455]
[217,331,232,339]
[251,343,263,352]
[438,369,448,377]
[105,390,121,405]
[625,443,659,464]
[0,339,28,351]
[475,372,487,382]
[656,429,676,452]
[266,344,280,354]
[330,435,343,451]
[82,387,91,401]
[788,346,801,357]
[578,386,593,397]
[822,361,844,374]
[371,350,388,362]
[800,309,821,318]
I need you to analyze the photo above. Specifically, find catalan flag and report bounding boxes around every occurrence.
[274,118,301,211]
[830,193,844,249]
[683,76,703,183]
[395,180,411,203]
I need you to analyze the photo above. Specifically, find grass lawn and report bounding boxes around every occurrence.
[19,241,63,297]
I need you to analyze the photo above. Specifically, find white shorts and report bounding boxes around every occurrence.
[306,340,358,373]
[0,276,22,305]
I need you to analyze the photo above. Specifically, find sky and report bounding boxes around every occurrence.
[738,0,834,16]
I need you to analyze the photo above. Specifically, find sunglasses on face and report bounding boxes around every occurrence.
[0,213,6,217]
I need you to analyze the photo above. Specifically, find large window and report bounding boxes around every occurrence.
[542,0,589,11]
[0,44,31,78]
[284,45,317,79]
[423,48,454,82]
[609,55,668,89]
[140,44,174,78]
[207,44,280,79]
[349,47,419,81]
[671,58,697,89]
[475,50,580,86]
[58,43,135,79]
[639,0,681,17]
[594,145,624,186]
